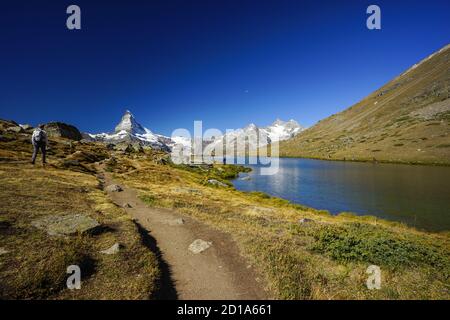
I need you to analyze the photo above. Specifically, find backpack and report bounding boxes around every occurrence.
[34,130,45,143]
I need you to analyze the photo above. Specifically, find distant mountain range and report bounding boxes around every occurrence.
[280,44,450,165]
[205,119,303,155]
[86,110,304,153]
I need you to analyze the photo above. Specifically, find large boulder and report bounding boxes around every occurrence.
[44,122,82,141]
[0,119,19,132]
[6,126,24,134]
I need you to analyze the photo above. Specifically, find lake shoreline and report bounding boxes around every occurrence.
[232,158,450,232]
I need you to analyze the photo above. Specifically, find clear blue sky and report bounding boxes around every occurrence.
[0,0,449,136]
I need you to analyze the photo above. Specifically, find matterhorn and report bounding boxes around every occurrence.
[87,110,172,151]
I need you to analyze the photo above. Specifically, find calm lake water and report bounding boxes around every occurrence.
[232,158,450,232]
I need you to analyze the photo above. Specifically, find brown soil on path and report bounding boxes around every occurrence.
[100,171,268,300]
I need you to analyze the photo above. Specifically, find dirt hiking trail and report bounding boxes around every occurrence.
[100,171,267,300]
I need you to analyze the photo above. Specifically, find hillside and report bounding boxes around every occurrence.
[280,44,450,165]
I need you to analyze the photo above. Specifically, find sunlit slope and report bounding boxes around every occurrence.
[280,44,450,165]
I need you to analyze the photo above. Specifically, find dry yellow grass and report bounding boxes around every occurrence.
[0,127,161,299]
[109,155,450,299]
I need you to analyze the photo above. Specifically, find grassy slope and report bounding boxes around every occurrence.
[108,155,450,300]
[280,44,450,165]
[0,123,160,299]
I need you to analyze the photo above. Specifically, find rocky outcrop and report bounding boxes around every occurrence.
[45,122,82,141]
[6,126,24,133]
[0,119,19,132]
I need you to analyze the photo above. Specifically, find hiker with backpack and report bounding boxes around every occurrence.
[31,124,48,165]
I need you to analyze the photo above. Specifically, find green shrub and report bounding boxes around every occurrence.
[140,194,157,206]
[309,223,449,271]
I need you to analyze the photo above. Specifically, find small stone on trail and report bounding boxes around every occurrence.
[105,184,123,192]
[188,239,212,254]
[123,203,133,208]
[299,218,314,224]
[100,243,121,255]
[165,218,185,226]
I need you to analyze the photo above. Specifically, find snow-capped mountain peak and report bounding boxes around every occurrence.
[87,110,171,151]
[114,110,147,135]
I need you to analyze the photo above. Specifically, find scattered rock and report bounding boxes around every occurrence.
[188,239,212,254]
[207,179,228,187]
[31,214,100,236]
[100,243,121,255]
[174,187,201,194]
[105,184,123,192]
[118,143,144,154]
[298,218,314,224]
[123,203,133,208]
[252,206,274,213]
[0,247,9,255]
[164,218,185,226]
